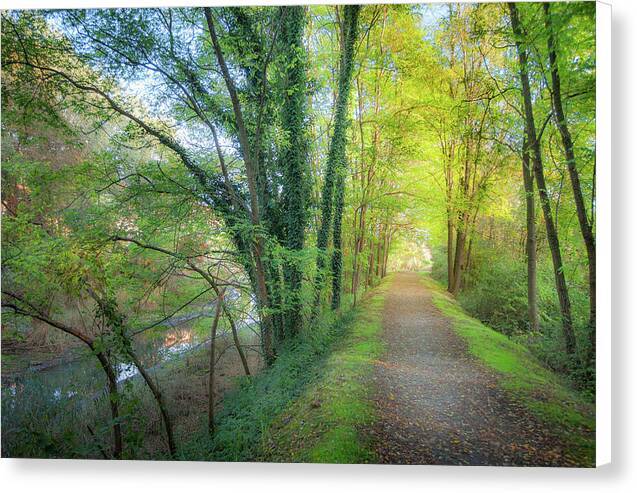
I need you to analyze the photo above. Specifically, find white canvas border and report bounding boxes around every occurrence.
[595,0,611,468]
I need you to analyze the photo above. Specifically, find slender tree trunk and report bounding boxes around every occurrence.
[374,224,382,279]
[208,290,224,436]
[126,348,176,458]
[522,142,540,332]
[222,301,251,376]
[447,217,455,291]
[351,204,367,301]
[450,220,467,295]
[205,8,275,364]
[463,237,473,286]
[544,2,595,360]
[351,209,360,296]
[192,271,251,377]
[94,352,122,459]
[367,238,375,287]
[509,2,576,355]
[382,227,392,277]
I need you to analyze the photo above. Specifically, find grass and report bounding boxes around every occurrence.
[258,279,389,463]
[177,283,387,462]
[422,275,595,466]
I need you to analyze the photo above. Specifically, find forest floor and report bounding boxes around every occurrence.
[263,272,594,467]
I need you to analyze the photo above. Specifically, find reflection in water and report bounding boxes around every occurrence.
[3,323,206,407]
[114,328,197,383]
[2,296,256,422]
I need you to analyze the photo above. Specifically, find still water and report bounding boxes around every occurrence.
[1,292,256,415]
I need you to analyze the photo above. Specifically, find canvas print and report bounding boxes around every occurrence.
[1,1,596,466]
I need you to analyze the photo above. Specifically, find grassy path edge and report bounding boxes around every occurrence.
[422,275,595,466]
[260,278,389,463]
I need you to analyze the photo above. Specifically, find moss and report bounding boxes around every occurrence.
[261,277,389,463]
[423,275,595,466]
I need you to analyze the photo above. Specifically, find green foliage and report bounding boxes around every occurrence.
[178,296,361,461]
[1,2,597,462]
[457,250,531,335]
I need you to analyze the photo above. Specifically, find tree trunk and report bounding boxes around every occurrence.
[329,5,361,310]
[522,142,540,332]
[366,238,375,287]
[94,352,123,459]
[447,217,455,291]
[450,220,467,295]
[280,6,309,338]
[375,224,384,280]
[382,227,392,277]
[208,290,224,436]
[351,209,360,296]
[205,8,275,364]
[222,301,251,377]
[331,168,346,309]
[88,288,178,457]
[126,348,176,458]
[509,2,576,355]
[544,2,595,359]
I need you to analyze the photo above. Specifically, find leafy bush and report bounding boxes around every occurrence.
[459,253,529,335]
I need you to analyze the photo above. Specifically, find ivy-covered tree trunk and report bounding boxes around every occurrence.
[317,4,360,310]
[331,168,346,309]
[509,2,576,355]
[280,6,309,336]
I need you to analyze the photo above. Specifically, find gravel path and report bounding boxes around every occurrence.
[369,272,575,466]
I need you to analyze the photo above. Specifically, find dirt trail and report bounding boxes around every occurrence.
[369,272,574,466]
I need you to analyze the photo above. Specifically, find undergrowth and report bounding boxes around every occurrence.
[178,283,387,462]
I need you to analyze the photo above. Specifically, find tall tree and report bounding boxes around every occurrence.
[522,140,540,332]
[279,6,310,336]
[543,2,596,360]
[331,5,362,309]
[204,7,276,362]
[314,5,361,310]
[508,2,576,355]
